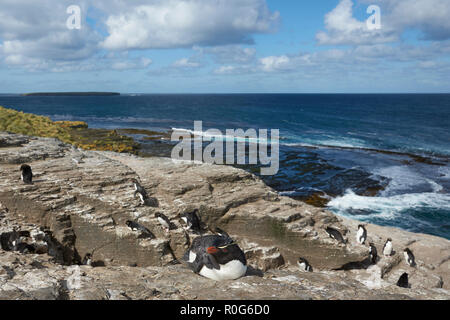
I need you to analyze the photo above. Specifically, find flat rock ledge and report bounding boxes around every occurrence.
[0,132,449,300]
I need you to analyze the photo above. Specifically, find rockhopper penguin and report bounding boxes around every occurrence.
[183,228,247,281]
[20,164,33,184]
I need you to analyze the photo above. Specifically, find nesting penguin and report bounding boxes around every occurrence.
[7,228,20,251]
[126,220,156,239]
[383,238,393,256]
[133,179,148,205]
[20,164,33,184]
[297,257,313,272]
[356,225,367,245]
[155,212,174,233]
[404,248,416,267]
[369,242,378,264]
[82,253,92,266]
[15,242,36,254]
[181,209,203,234]
[325,226,346,244]
[183,228,247,281]
[397,272,409,288]
[131,178,145,194]
[131,178,157,207]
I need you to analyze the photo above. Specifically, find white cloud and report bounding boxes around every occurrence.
[112,57,152,70]
[0,0,101,70]
[0,0,449,88]
[214,65,237,75]
[259,55,292,72]
[100,0,279,50]
[383,0,450,40]
[316,0,397,46]
[172,58,201,68]
[198,45,257,64]
[317,0,450,46]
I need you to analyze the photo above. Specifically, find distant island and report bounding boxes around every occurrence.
[22,92,120,97]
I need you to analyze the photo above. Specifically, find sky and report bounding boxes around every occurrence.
[0,0,449,93]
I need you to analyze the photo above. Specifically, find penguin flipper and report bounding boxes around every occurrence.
[182,250,191,263]
[190,254,206,274]
[203,254,220,270]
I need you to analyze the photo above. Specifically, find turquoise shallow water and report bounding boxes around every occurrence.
[1,94,449,239]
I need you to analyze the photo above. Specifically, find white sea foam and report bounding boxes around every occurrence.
[282,137,367,149]
[171,127,276,145]
[328,189,450,220]
[438,166,450,179]
[427,179,444,193]
[371,166,442,195]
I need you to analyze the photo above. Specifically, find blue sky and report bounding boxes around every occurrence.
[0,0,449,93]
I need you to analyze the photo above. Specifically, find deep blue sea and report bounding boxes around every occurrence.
[1,94,449,239]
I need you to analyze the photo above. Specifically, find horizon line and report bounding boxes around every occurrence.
[1,92,450,95]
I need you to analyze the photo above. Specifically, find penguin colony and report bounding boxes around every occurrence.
[10,164,419,286]
[320,223,418,288]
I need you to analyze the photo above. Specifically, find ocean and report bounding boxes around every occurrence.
[0,93,449,239]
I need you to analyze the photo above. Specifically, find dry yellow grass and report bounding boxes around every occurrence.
[0,106,139,154]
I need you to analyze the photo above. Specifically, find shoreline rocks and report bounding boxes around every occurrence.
[0,132,449,300]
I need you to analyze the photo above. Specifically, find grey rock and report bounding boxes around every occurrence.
[0,132,449,300]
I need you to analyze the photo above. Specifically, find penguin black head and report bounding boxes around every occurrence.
[20,164,31,172]
[386,238,392,242]
[83,253,92,260]
[206,243,246,266]
[126,220,133,227]
[358,224,365,230]
[182,209,201,230]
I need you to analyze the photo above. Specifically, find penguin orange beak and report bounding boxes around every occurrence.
[207,246,219,254]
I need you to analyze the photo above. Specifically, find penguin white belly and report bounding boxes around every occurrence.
[199,260,247,281]
[21,173,24,182]
[298,262,308,272]
[158,217,169,229]
[383,243,392,256]
[404,252,411,265]
[181,217,190,229]
[188,251,197,263]
[356,229,364,244]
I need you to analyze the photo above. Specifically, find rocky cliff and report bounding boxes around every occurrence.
[0,132,449,300]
